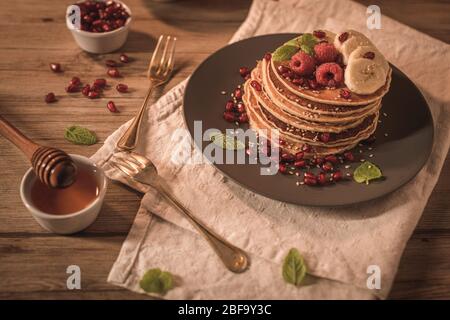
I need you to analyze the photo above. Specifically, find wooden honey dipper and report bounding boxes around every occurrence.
[0,115,77,188]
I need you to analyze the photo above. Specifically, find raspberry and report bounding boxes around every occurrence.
[315,63,344,87]
[314,43,338,64]
[289,52,315,76]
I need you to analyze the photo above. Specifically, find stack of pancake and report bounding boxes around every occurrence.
[243,33,392,158]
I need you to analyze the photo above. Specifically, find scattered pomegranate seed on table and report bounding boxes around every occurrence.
[120,54,129,63]
[94,78,107,88]
[313,30,326,38]
[225,100,234,112]
[107,101,119,113]
[65,84,79,93]
[45,92,57,103]
[107,68,120,77]
[264,53,272,61]
[88,90,99,99]
[49,63,61,73]
[238,113,248,123]
[82,84,91,96]
[317,172,327,185]
[116,83,128,93]
[70,76,81,86]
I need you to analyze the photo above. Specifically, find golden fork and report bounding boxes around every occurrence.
[116,35,177,151]
[109,152,250,273]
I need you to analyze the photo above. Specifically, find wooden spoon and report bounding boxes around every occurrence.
[0,115,77,188]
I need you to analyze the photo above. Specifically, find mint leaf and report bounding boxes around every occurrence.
[272,45,299,62]
[300,44,314,56]
[210,133,245,150]
[283,36,301,47]
[139,268,174,295]
[353,161,383,184]
[64,125,97,145]
[282,248,307,286]
[298,33,317,56]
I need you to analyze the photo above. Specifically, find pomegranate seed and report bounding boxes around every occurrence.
[225,100,235,112]
[234,88,243,99]
[88,90,99,99]
[106,60,118,67]
[304,172,316,179]
[45,92,56,103]
[325,155,338,164]
[320,132,330,143]
[107,101,119,113]
[308,79,319,90]
[102,23,111,32]
[239,67,250,78]
[116,83,128,93]
[49,63,61,72]
[313,30,326,38]
[107,68,120,77]
[363,52,375,59]
[236,102,246,113]
[119,54,129,63]
[279,139,286,146]
[250,80,262,91]
[316,157,325,165]
[280,152,295,163]
[318,172,327,185]
[223,111,236,122]
[264,53,272,61]
[295,151,304,160]
[322,162,334,172]
[238,113,249,123]
[338,32,349,43]
[277,65,290,74]
[82,84,91,96]
[70,76,81,86]
[331,171,342,182]
[340,89,352,99]
[65,84,79,93]
[302,144,311,153]
[294,160,306,168]
[304,175,317,186]
[344,151,355,162]
[292,78,306,86]
[278,163,287,174]
[94,78,107,88]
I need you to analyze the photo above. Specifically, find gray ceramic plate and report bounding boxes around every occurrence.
[183,34,434,206]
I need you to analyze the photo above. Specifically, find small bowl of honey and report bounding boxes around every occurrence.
[20,154,108,234]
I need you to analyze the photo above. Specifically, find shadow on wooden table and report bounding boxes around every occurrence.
[142,0,251,33]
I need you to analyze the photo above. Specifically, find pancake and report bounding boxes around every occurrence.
[244,81,379,150]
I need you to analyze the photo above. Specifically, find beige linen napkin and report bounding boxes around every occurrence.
[91,0,450,299]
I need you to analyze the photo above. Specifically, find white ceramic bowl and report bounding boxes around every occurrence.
[66,1,132,54]
[20,155,108,235]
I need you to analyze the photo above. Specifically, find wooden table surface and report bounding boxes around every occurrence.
[0,0,449,300]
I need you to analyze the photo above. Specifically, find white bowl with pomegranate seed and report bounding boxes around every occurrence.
[66,0,132,54]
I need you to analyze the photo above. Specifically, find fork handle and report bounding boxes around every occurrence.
[116,83,155,151]
[157,185,249,273]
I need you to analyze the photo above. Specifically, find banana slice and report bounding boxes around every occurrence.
[344,46,389,95]
[334,30,373,65]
